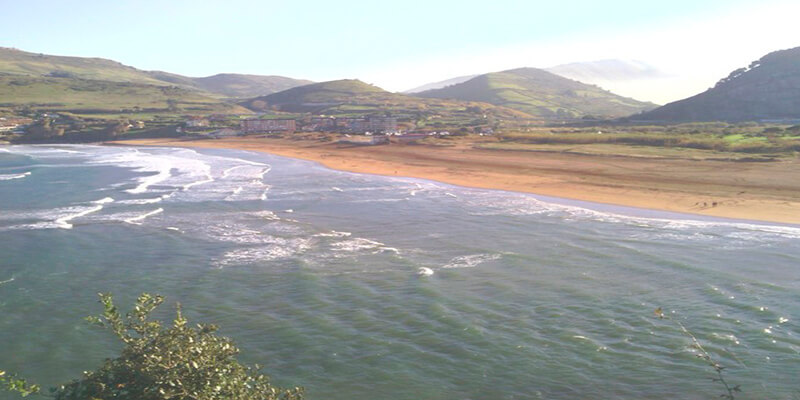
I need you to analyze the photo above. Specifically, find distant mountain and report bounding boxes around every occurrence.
[546,59,667,83]
[404,75,478,93]
[0,47,310,99]
[188,74,313,99]
[633,46,800,122]
[240,79,530,122]
[413,67,656,120]
[241,79,394,112]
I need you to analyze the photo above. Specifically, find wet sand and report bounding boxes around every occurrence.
[111,136,800,225]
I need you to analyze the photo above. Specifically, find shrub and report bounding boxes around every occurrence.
[3,293,304,400]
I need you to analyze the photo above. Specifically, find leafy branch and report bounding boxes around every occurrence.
[655,307,741,399]
[3,293,304,400]
[0,370,40,397]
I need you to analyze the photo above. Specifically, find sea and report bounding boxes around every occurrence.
[1,144,798,399]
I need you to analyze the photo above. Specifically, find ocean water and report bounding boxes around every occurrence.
[0,144,798,399]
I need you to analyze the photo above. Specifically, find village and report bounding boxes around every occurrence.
[183,114,474,145]
[0,108,496,145]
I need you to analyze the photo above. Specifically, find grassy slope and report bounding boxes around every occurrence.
[0,47,311,100]
[0,76,251,114]
[634,46,800,122]
[0,47,169,85]
[414,67,656,120]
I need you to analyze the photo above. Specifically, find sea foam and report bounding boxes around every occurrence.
[0,172,31,181]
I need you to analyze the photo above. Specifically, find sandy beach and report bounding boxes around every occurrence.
[111,136,800,225]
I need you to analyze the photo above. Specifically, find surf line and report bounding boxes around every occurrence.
[124,208,164,225]
[55,205,105,229]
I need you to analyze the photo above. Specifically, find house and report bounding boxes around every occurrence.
[241,118,296,134]
[185,118,209,128]
[367,116,397,133]
[395,133,428,143]
[308,117,336,131]
[0,117,34,132]
[336,118,370,132]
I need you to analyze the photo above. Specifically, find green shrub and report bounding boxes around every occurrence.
[3,293,304,400]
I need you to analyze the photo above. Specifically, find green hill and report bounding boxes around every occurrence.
[633,46,800,122]
[0,75,250,114]
[240,79,531,130]
[414,67,656,120]
[0,47,169,85]
[241,79,394,112]
[0,47,310,101]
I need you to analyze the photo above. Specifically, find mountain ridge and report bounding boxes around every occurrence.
[413,67,657,120]
[0,47,310,99]
[633,46,800,122]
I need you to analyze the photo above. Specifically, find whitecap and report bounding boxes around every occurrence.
[182,175,214,191]
[213,237,311,267]
[127,166,172,194]
[314,231,352,238]
[0,172,31,181]
[443,253,501,269]
[118,197,164,205]
[331,238,386,252]
[331,187,344,192]
[230,186,244,196]
[418,267,434,277]
[124,208,164,225]
[260,187,271,201]
[92,197,115,204]
[55,205,105,229]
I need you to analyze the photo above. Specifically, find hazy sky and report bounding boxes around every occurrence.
[2,0,798,103]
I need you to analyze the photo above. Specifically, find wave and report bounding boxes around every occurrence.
[443,253,501,269]
[182,175,214,191]
[463,191,800,240]
[331,237,386,252]
[314,230,352,238]
[213,237,312,268]
[55,205,105,229]
[91,148,213,196]
[0,172,31,181]
[124,208,164,225]
[118,196,164,205]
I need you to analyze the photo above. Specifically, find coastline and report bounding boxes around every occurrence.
[106,137,800,225]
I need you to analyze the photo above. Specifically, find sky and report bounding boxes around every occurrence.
[1,0,798,103]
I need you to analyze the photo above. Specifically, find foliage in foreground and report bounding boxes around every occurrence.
[655,307,740,400]
[4,293,304,400]
[0,370,40,397]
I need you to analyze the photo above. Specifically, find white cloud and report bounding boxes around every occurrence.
[364,0,800,104]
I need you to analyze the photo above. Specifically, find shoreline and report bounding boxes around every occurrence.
[105,137,800,225]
